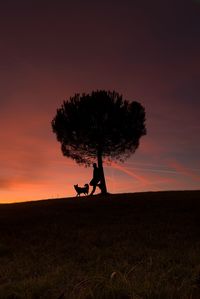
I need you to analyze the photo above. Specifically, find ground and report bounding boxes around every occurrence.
[0,191,200,299]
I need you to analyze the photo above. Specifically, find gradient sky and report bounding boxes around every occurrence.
[0,0,200,203]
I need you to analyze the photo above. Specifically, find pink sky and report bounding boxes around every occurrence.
[0,1,200,202]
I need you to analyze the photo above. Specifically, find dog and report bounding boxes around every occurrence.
[74,184,89,196]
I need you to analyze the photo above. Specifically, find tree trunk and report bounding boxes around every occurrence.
[97,151,107,194]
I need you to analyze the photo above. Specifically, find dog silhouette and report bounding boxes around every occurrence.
[74,184,89,196]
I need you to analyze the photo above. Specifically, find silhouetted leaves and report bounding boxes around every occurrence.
[52,90,146,192]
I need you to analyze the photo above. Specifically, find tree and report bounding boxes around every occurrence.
[51,90,146,194]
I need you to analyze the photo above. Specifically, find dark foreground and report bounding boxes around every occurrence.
[0,191,200,299]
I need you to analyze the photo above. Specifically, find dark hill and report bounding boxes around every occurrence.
[0,191,200,299]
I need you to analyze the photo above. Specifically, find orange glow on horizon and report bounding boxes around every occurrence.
[0,1,199,203]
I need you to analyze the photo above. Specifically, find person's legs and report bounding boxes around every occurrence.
[90,179,102,195]
[90,184,97,195]
[97,182,102,191]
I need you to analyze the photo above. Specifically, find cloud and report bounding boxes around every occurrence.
[110,162,149,185]
[169,160,200,182]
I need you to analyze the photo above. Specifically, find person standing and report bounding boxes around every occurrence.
[89,163,101,195]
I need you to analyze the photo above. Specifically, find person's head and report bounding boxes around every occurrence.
[93,163,97,168]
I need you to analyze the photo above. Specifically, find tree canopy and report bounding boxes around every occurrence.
[51,90,146,194]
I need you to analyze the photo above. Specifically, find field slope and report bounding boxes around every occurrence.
[0,191,200,299]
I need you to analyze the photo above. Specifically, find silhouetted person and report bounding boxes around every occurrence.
[90,163,101,195]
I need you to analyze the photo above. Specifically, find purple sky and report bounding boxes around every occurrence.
[0,0,200,202]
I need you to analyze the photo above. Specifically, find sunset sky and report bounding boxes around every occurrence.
[0,0,200,203]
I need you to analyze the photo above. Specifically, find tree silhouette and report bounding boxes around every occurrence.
[51,90,146,194]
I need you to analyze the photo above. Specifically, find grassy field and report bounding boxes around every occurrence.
[0,191,200,299]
